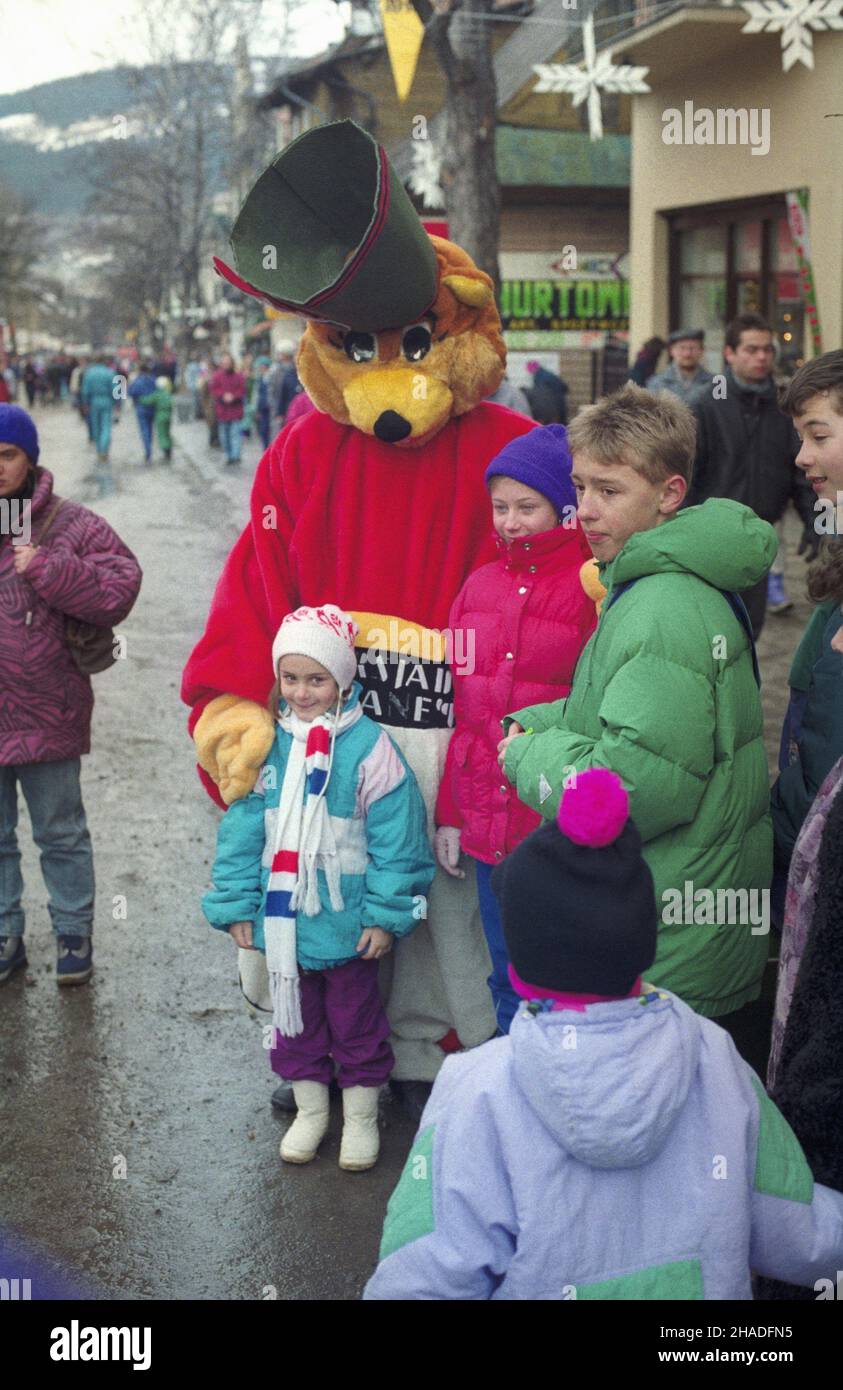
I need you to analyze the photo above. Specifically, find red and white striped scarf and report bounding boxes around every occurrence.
[265,701,362,1036]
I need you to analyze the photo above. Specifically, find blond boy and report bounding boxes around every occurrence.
[500,385,777,1027]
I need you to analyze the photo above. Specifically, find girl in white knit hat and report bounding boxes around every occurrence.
[203,604,434,1170]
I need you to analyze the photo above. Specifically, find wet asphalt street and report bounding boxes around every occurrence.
[1,402,417,1301]
[0,400,810,1300]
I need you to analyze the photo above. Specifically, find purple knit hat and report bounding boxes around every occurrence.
[484,424,575,518]
[0,404,39,465]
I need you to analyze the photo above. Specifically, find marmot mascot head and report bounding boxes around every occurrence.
[214,120,505,446]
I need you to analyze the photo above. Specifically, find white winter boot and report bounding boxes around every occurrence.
[338,1086,380,1171]
[279,1081,331,1164]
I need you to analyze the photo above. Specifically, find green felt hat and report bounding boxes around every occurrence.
[213,120,439,333]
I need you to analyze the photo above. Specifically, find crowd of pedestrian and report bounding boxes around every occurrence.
[1,352,77,408]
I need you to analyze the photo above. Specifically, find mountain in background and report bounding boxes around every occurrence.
[0,68,145,214]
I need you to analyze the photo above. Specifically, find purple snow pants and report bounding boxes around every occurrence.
[270,956,394,1088]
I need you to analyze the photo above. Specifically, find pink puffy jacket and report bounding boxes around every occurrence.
[435,524,596,864]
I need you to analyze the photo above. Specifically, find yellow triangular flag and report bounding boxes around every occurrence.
[380,0,425,104]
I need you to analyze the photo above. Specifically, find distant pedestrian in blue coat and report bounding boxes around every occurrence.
[366,768,843,1300]
[128,363,158,465]
[203,604,434,1174]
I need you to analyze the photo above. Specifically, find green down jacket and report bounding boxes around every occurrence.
[504,498,778,1018]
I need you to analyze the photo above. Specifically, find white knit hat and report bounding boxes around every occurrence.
[271,605,359,690]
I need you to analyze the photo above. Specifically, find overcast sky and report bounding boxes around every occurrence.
[0,0,346,97]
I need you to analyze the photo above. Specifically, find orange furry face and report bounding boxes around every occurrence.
[296,236,506,446]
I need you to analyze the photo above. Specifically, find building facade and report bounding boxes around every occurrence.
[611,5,842,372]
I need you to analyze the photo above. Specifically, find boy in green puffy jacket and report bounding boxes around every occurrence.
[499,384,778,1030]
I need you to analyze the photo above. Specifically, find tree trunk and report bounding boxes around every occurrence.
[428,0,500,295]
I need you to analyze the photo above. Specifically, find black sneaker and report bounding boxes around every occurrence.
[0,936,27,985]
[56,935,93,986]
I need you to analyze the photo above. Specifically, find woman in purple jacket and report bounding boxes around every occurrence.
[0,406,142,986]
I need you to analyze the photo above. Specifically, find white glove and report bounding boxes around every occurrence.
[434,826,464,879]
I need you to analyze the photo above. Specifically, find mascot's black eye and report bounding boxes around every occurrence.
[344,332,376,363]
[402,324,432,362]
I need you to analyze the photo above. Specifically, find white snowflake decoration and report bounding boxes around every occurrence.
[407,139,444,210]
[533,14,650,141]
[738,0,843,72]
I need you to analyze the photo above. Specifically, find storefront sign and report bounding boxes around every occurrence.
[499,251,630,344]
[785,190,822,355]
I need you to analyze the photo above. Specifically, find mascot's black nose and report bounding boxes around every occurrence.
[374,410,412,443]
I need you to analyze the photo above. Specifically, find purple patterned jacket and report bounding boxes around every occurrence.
[0,467,142,764]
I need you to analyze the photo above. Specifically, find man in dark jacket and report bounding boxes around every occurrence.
[266,341,300,428]
[688,313,819,638]
[526,360,569,425]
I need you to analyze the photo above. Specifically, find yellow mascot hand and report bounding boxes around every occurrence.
[194,695,275,805]
[580,558,607,617]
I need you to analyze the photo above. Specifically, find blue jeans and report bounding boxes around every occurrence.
[219,418,243,462]
[135,405,154,461]
[89,399,113,457]
[474,858,520,1034]
[0,760,94,938]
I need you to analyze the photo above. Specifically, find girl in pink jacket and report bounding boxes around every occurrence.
[434,425,596,1032]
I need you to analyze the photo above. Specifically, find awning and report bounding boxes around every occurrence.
[496,127,630,189]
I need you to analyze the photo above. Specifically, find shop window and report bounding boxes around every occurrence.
[772,217,804,375]
[680,225,726,275]
[735,222,762,273]
[670,200,805,375]
[679,281,727,368]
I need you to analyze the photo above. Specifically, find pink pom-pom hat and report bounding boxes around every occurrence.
[491,762,657,995]
[557,767,629,847]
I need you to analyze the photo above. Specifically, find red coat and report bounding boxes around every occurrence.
[435,524,596,863]
[209,369,246,422]
[182,403,535,805]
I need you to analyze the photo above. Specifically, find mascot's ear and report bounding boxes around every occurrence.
[297,328,350,423]
[442,275,493,310]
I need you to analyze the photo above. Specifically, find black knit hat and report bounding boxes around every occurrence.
[491,768,658,995]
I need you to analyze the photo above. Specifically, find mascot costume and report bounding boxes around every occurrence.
[182,120,535,1109]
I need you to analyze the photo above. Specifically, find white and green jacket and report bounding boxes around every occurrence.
[366,989,843,1300]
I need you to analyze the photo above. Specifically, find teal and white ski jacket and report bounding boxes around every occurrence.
[203,684,435,969]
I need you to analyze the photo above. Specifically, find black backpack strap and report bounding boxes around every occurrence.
[719,589,761,689]
[604,576,639,611]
